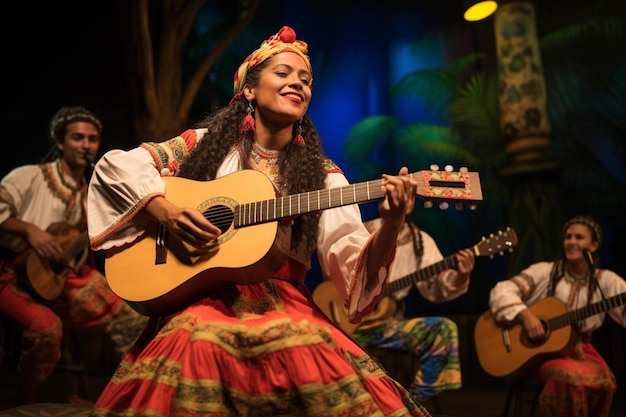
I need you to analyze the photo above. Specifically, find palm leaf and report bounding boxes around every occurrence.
[390,53,485,121]
[540,17,626,49]
[343,116,401,165]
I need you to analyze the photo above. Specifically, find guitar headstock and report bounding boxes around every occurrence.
[475,227,518,258]
[413,165,482,210]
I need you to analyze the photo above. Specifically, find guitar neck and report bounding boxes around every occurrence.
[64,231,89,261]
[548,292,626,331]
[234,177,386,228]
[383,254,458,296]
[233,170,481,228]
[379,228,519,296]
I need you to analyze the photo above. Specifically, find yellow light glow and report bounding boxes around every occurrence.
[464,1,498,22]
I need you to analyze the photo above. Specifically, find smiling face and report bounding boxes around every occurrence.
[563,223,599,263]
[56,121,101,170]
[243,52,312,130]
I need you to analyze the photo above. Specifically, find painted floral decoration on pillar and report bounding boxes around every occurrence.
[494,1,552,170]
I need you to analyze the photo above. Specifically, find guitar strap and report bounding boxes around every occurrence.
[406,221,425,272]
[402,220,424,314]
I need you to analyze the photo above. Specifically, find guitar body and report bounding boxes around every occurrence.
[312,280,397,334]
[15,222,88,301]
[105,172,292,316]
[474,297,572,378]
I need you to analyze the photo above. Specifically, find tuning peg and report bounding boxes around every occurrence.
[469,204,478,211]
[424,201,433,209]
[430,164,440,171]
[455,203,464,211]
[459,166,468,173]
[445,164,453,172]
[439,202,449,210]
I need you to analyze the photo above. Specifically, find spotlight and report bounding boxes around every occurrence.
[463,0,498,22]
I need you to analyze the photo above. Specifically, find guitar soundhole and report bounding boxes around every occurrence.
[519,320,549,348]
[204,204,234,234]
[50,261,64,275]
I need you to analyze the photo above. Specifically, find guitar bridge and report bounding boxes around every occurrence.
[502,328,512,353]
[155,223,168,265]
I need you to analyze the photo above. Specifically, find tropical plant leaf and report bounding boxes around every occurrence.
[390,68,457,118]
[341,7,626,274]
[343,115,402,165]
[540,17,626,49]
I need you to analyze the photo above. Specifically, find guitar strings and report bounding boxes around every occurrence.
[196,171,471,229]
[199,182,387,230]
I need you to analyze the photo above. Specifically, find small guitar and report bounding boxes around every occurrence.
[312,228,518,334]
[474,292,626,378]
[104,167,482,316]
[14,222,89,300]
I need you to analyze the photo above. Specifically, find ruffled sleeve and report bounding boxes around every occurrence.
[316,172,395,323]
[489,261,553,322]
[87,129,207,250]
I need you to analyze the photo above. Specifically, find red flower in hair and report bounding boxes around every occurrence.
[276,26,296,43]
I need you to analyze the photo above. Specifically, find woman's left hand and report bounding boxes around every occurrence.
[378,166,417,225]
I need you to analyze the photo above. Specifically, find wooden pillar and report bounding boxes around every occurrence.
[493,2,562,273]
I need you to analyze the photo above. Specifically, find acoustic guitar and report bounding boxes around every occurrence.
[14,222,89,300]
[474,292,626,378]
[312,228,518,335]
[104,167,482,316]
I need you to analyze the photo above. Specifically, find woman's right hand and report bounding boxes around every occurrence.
[518,308,546,341]
[26,225,63,260]
[145,196,221,249]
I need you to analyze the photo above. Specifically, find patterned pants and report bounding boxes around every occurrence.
[353,315,462,398]
[0,256,148,403]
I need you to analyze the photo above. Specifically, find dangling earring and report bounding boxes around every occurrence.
[293,120,305,145]
[240,101,255,132]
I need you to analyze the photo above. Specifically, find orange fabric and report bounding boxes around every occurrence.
[0,253,145,397]
[92,264,429,416]
[537,342,616,417]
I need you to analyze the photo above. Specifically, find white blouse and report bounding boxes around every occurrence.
[364,218,469,303]
[489,261,626,332]
[0,161,85,253]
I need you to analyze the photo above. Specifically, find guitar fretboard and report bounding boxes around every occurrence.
[384,255,458,295]
[548,292,626,330]
[232,170,478,228]
[234,178,386,228]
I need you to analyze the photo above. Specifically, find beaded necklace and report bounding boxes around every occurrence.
[564,267,590,285]
[249,142,285,194]
[55,159,84,192]
[40,160,85,222]
[250,141,280,165]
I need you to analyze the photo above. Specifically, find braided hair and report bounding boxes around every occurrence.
[407,219,424,270]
